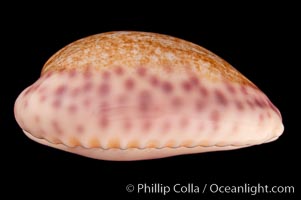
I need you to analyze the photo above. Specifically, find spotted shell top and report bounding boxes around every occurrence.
[14,31,284,160]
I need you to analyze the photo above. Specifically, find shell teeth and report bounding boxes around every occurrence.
[16,67,283,151]
[14,31,284,160]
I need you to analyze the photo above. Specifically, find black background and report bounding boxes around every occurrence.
[3,3,299,199]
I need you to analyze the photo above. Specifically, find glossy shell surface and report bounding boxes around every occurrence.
[14,31,284,160]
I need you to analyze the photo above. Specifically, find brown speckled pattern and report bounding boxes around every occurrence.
[43,31,255,86]
[14,31,284,161]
